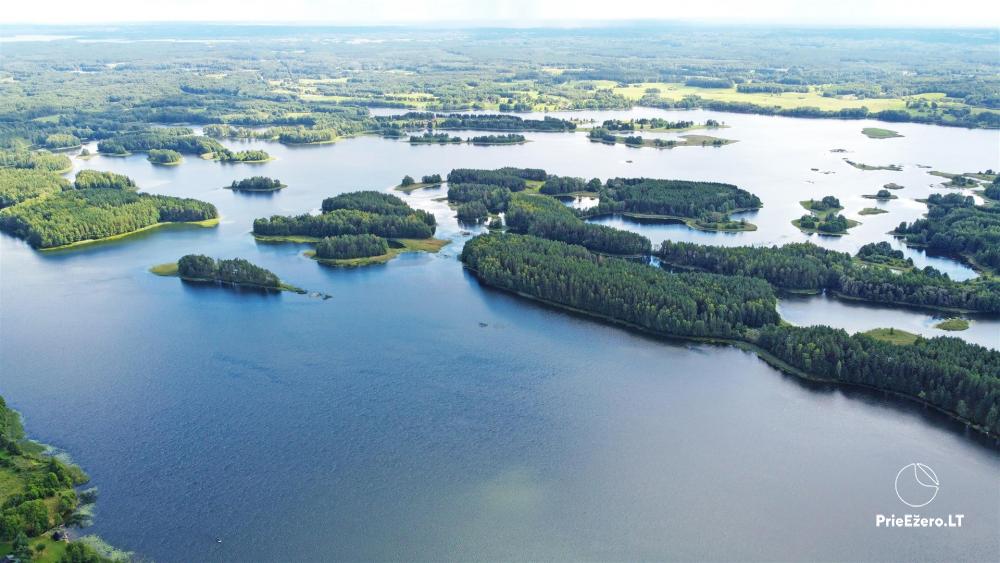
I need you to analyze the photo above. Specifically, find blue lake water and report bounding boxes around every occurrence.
[1,109,998,561]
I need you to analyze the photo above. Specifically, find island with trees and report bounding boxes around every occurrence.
[587,128,735,149]
[863,189,898,200]
[0,170,218,249]
[1,394,125,562]
[461,233,1000,437]
[307,234,448,267]
[582,177,761,232]
[469,134,527,145]
[433,113,575,132]
[253,191,447,265]
[843,159,903,171]
[226,176,285,192]
[214,148,272,163]
[151,254,304,293]
[395,174,443,193]
[793,196,858,234]
[409,132,462,144]
[147,149,183,165]
[893,192,1000,274]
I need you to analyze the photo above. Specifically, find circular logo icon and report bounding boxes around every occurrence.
[894,463,939,508]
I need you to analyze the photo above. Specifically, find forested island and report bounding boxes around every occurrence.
[586,118,722,132]
[462,233,1000,436]
[254,191,447,265]
[226,176,285,192]
[794,196,858,234]
[409,132,462,144]
[147,149,183,165]
[433,114,575,132]
[469,134,526,145]
[1,395,124,562]
[0,170,218,249]
[582,177,761,232]
[863,189,898,200]
[657,240,1000,313]
[395,174,443,193]
[587,128,734,149]
[893,193,1000,274]
[152,254,304,293]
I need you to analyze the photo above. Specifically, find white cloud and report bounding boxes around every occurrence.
[2,0,998,26]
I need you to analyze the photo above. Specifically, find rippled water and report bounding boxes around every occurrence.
[1,109,997,561]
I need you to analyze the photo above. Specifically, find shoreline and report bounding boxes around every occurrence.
[38,217,220,252]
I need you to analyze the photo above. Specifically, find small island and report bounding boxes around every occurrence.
[843,159,902,171]
[934,318,970,331]
[862,189,898,200]
[305,234,449,267]
[409,132,462,144]
[793,196,858,235]
[469,134,526,145]
[211,148,273,163]
[858,207,888,215]
[862,127,903,139]
[226,176,285,192]
[855,241,913,269]
[883,182,904,190]
[151,254,305,293]
[147,149,183,165]
[395,174,443,193]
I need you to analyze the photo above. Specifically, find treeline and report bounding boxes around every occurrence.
[74,170,136,191]
[756,326,1000,435]
[255,191,436,239]
[315,233,389,259]
[43,133,81,149]
[410,132,462,144]
[0,149,72,172]
[587,178,762,218]
[177,255,281,288]
[277,128,336,144]
[0,188,217,248]
[469,134,526,144]
[657,240,1000,312]
[0,168,69,208]
[435,114,575,132]
[506,194,651,255]
[229,176,283,191]
[216,148,271,162]
[893,193,1000,272]
[461,233,778,338]
[539,176,601,195]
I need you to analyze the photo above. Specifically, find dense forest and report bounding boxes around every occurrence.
[0,150,71,173]
[539,176,601,195]
[756,326,1000,435]
[0,169,69,208]
[0,188,217,248]
[74,170,136,191]
[409,132,462,144]
[177,255,282,288]
[256,191,436,239]
[657,240,1000,312]
[1,395,114,562]
[462,233,1000,435]
[97,128,224,156]
[228,176,284,192]
[893,193,1000,272]
[314,234,389,259]
[506,193,651,255]
[435,114,575,132]
[586,178,762,219]
[461,233,779,338]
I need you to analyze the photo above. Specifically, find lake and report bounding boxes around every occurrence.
[1,109,998,561]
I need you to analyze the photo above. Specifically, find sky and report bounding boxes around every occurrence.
[2,0,999,27]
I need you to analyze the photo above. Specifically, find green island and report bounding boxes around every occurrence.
[469,134,527,145]
[862,189,898,200]
[463,233,1000,437]
[0,395,127,563]
[843,159,902,171]
[883,182,905,190]
[395,174,443,193]
[146,149,182,166]
[657,240,999,313]
[587,128,735,149]
[409,132,462,144]
[793,196,858,234]
[861,127,903,139]
[0,170,219,249]
[253,191,447,266]
[935,318,971,331]
[863,328,920,346]
[226,176,285,192]
[306,235,449,267]
[580,177,761,232]
[858,207,888,215]
[151,255,305,293]
[211,149,272,163]
[893,192,1000,275]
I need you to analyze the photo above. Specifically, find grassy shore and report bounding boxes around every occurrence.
[306,237,450,267]
[41,217,220,252]
[935,318,970,331]
[844,159,902,171]
[393,181,442,193]
[863,328,920,345]
[589,210,758,232]
[858,207,888,215]
[791,217,859,235]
